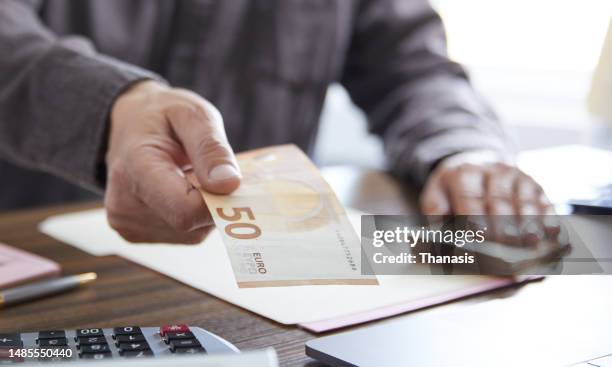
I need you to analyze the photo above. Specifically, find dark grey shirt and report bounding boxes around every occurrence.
[0,0,511,210]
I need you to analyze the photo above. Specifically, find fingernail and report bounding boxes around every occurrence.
[209,164,240,182]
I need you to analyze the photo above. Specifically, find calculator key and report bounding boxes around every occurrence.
[169,339,201,352]
[77,336,107,346]
[114,334,145,345]
[174,347,206,354]
[80,352,112,360]
[159,324,189,336]
[121,350,153,358]
[38,330,66,340]
[0,334,22,348]
[163,331,194,343]
[0,333,20,340]
[79,344,110,354]
[112,327,141,337]
[38,338,68,347]
[118,342,150,353]
[75,328,104,338]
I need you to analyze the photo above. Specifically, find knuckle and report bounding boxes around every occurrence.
[184,103,207,122]
[191,104,209,121]
[457,163,476,171]
[160,88,196,105]
[452,164,476,179]
[163,103,190,122]
[455,166,484,188]
[171,87,202,101]
[164,101,196,119]
[452,168,466,181]
[434,165,453,180]
[494,162,514,171]
[164,95,207,118]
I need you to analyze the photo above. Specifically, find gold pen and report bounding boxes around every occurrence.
[0,272,97,307]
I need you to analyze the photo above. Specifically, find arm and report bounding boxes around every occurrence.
[341,0,513,186]
[342,0,554,219]
[0,0,159,192]
[0,1,241,244]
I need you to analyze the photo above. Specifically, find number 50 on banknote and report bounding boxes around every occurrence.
[187,145,378,288]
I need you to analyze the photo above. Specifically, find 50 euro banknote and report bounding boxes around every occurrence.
[186,145,378,288]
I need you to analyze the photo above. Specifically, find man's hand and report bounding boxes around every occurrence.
[105,80,241,244]
[420,151,553,216]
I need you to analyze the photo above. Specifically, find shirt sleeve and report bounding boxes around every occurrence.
[0,0,163,192]
[341,0,515,185]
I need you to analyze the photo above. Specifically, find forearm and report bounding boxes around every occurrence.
[381,74,514,184]
[0,0,161,192]
[342,0,514,185]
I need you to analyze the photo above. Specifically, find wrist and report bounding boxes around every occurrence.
[111,80,166,120]
[106,80,167,161]
[436,150,515,171]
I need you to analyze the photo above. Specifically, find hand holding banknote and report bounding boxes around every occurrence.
[104,80,241,244]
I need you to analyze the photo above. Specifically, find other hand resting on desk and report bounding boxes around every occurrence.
[420,151,557,245]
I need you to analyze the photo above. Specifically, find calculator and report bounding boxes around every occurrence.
[0,325,238,363]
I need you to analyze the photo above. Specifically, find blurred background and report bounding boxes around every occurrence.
[314,0,612,168]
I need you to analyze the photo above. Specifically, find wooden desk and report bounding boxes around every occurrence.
[1,166,609,366]
[0,167,409,366]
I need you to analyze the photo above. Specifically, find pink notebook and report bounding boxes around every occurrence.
[0,243,61,289]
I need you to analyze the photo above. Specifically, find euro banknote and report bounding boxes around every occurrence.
[186,145,378,288]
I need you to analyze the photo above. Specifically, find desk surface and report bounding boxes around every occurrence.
[0,166,609,366]
[1,200,322,366]
[0,167,411,366]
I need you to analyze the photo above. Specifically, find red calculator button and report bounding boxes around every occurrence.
[160,325,189,336]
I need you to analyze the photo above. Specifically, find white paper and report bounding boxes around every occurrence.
[39,208,495,325]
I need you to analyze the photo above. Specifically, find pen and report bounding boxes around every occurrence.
[0,272,97,307]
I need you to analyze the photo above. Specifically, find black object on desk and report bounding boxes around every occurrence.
[571,184,612,214]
